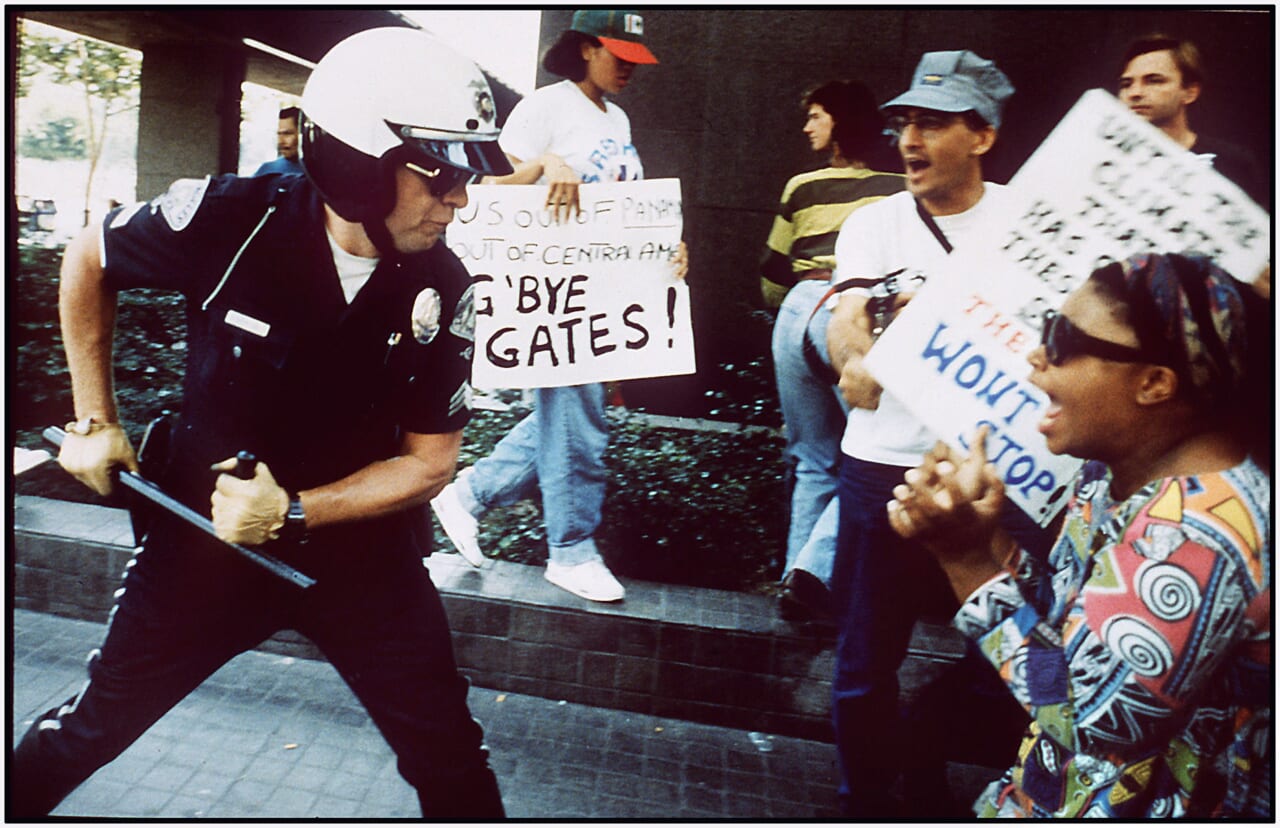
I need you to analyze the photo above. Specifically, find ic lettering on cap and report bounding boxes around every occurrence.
[624,14,644,35]
[922,74,944,86]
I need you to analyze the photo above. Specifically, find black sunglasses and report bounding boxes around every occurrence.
[406,161,481,199]
[1041,310,1161,367]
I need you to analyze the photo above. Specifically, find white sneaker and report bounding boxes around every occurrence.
[430,483,484,567]
[545,559,626,602]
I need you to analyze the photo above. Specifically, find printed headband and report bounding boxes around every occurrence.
[1110,252,1252,403]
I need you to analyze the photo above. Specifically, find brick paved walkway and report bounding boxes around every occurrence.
[13,609,851,819]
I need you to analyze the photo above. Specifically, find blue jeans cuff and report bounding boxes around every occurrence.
[455,469,485,518]
[548,536,600,567]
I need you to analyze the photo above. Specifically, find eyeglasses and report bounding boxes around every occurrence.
[406,161,481,199]
[884,112,962,139]
[1040,310,1161,367]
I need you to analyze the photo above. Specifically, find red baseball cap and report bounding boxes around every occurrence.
[570,9,659,65]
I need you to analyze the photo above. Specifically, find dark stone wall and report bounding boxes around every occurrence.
[531,8,1272,416]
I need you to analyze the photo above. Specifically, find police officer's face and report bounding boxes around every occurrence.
[384,166,469,253]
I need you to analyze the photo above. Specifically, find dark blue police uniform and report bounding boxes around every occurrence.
[12,173,504,817]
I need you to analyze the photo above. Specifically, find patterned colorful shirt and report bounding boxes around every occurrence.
[955,458,1271,818]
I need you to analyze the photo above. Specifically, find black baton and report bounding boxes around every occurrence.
[43,426,316,589]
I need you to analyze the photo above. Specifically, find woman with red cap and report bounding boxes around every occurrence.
[432,10,671,603]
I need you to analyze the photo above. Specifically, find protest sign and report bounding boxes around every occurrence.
[448,179,694,389]
[863,89,1270,525]
[864,257,1078,526]
[998,89,1270,322]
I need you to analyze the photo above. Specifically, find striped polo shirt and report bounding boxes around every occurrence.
[760,166,905,307]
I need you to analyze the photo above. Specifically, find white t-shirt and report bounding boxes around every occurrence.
[327,229,377,303]
[833,185,1014,466]
[499,79,644,183]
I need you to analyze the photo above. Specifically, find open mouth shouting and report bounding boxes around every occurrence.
[904,156,931,183]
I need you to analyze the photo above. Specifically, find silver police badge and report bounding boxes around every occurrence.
[470,79,496,125]
[411,288,442,344]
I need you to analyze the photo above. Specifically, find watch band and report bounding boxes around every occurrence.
[279,494,308,543]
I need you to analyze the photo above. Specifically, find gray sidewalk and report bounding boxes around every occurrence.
[13,609,852,819]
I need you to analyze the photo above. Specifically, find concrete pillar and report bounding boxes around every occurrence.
[136,43,246,200]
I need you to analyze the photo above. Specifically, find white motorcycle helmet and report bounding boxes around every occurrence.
[300,27,513,235]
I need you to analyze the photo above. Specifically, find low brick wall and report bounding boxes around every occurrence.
[13,495,965,743]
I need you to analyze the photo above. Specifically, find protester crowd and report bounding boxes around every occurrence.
[18,8,1270,821]
[760,33,1270,820]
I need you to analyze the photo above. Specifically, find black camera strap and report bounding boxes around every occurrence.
[915,197,953,254]
[802,199,955,384]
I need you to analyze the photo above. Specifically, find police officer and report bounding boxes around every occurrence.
[12,28,512,818]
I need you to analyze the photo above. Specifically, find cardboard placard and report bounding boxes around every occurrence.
[864,90,1269,524]
[448,179,693,389]
[999,89,1269,320]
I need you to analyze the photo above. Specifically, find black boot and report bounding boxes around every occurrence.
[9,716,92,818]
[416,765,505,819]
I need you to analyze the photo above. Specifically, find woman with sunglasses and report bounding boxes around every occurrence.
[432,10,676,602]
[885,252,1270,818]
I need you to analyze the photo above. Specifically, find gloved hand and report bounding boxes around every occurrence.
[210,458,288,545]
[59,421,140,496]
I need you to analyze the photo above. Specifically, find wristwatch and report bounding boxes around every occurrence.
[278,493,308,543]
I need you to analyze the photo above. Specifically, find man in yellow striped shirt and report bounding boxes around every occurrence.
[760,80,903,621]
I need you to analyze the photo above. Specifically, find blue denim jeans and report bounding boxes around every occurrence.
[831,456,1047,815]
[772,279,848,587]
[459,383,608,566]
[831,456,957,814]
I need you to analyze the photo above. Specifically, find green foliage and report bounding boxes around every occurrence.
[12,243,187,445]
[16,23,142,219]
[450,403,788,593]
[600,415,787,592]
[17,29,141,109]
[13,244,788,594]
[19,117,86,160]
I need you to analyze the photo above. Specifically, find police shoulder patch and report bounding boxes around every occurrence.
[448,381,473,417]
[450,283,476,342]
[151,177,211,232]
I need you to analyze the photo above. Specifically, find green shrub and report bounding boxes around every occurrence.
[15,243,789,594]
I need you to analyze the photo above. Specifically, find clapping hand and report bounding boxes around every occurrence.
[887,425,1005,557]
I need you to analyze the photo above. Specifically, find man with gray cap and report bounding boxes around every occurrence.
[823,50,1030,817]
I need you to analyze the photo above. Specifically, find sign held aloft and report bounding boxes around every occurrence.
[449,179,694,390]
[864,90,1270,526]
[999,89,1269,319]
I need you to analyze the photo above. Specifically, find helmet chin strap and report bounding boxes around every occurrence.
[362,216,399,259]
[358,151,412,258]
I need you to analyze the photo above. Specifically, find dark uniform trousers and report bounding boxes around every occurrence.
[13,173,500,818]
[11,512,505,818]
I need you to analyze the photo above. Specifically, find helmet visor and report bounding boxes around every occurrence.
[390,121,514,178]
